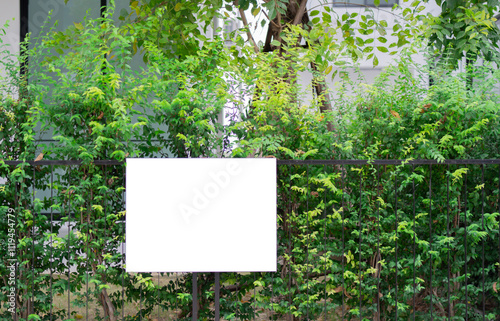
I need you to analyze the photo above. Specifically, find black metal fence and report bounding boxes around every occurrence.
[1,159,500,320]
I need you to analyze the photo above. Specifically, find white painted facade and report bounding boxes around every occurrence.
[0,1,19,52]
[305,0,441,96]
[0,1,20,81]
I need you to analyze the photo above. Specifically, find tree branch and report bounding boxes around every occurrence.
[236,3,260,53]
[292,0,308,25]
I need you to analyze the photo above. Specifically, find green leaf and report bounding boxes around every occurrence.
[377,46,389,52]
[322,12,332,23]
[268,7,277,20]
[271,40,281,47]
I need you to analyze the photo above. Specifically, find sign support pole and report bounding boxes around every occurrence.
[215,272,220,320]
[192,272,198,321]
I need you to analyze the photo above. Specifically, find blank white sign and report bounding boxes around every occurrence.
[126,158,276,272]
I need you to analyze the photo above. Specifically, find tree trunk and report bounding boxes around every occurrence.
[99,288,117,321]
[311,62,334,131]
[262,0,334,130]
[263,0,309,53]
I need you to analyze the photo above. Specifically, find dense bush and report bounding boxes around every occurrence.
[224,49,500,320]
[1,9,234,320]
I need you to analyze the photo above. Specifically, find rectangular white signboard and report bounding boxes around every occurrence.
[126,158,276,272]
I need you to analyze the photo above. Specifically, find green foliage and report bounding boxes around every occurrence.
[1,3,235,320]
[33,10,158,161]
[2,1,500,320]
[229,32,334,159]
[426,0,500,67]
[0,31,65,321]
[146,40,232,158]
[347,62,500,161]
[83,0,428,75]
[117,0,224,60]
[225,49,500,319]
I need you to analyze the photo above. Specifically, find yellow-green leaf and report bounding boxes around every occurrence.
[271,40,281,47]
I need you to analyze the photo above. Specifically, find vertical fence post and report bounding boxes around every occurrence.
[122,164,126,321]
[286,165,293,321]
[395,166,399,320]
[215,272,220,321]
[31,167,35,315]
[341,164,345,321]
[358,167,363,321]
[323,164,328,319]
[14,182,19,321]
[67,165,71,320]
[50,166,54,321]
[412,164,416,321]
[464,168,468,320]
[481,164,485,320]
[192,272,198,321]
[429,164,433,320]
[85,167,89,321]
[446,164,451,320]
[377,166,382,321]
[305,165,310,321]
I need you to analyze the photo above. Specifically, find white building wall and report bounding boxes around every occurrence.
[0,1,20,53]
[291,1,440,104]
[0,1,20,81]
[307,0,441,67]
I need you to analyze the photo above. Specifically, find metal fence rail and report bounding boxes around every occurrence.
[1,159,499,320]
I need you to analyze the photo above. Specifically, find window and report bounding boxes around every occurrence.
[333,0,398,7]
[23,0,103,46]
